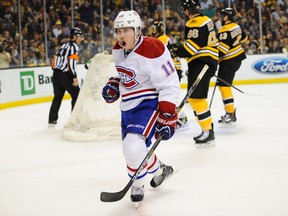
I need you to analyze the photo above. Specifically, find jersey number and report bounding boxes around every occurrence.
[208,31,217,46]
[187,29,217,46]
[161,60,175,77]
[219,33,241,46]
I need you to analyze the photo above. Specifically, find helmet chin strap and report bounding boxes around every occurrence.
[133,29,141,47]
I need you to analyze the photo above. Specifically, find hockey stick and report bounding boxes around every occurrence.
[100,64,209,202]
[209,83,217,108]
[214,75,261,96]
[84,58,92,69]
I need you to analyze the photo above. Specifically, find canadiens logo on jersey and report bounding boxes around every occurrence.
[116,66,139,88]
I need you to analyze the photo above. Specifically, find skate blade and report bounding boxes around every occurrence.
[218,122,236,128]
[164,169,179,182]
[195,140,215,149]
[177,121,190,130]
[134,202,141,209]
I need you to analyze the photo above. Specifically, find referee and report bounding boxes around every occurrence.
[48,27,83,126]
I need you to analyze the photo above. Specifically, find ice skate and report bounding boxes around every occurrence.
[130,185,144,202]
[194,123,213,141]
[218,109,237,123]
[150,162,174,188]
[177,116,189,129]
[48,120,57,127]
[195,129,215,148]
[193,131,203,141]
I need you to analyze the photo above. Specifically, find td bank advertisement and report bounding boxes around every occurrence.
[0,66,86,108]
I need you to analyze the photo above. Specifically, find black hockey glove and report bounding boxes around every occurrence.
[167,42,183,57]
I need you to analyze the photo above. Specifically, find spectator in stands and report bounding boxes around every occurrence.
[278,10,288,25]
[57,25,70,45]
[37,51,48,66]
[247,34,259,54]
[78,0,95,25]
[200,0,213,10]
[82,33,98,63]
[22,38,29,50]
[26,16,42,40]
[27,47,38,66]
[103,20,114,38]
[73,14,89,33]
[47,5,57,26]
[268,40,282,53]
[9,45,20,67]
[0,42,11,68]
[283,37,288,51]
[53,20,63,38]
[257,39,269,54]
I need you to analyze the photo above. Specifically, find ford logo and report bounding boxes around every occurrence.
[252,57,288,74]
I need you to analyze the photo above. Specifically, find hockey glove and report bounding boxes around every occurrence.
[102,77,120,103]
[167,42,183,57]
[155,112,178,140]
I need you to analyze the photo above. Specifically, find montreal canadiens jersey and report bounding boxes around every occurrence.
[217,22,247,63]
[176,14,219,69]
[112,36,180,111]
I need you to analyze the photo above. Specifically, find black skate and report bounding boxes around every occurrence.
[177,116,188,129]
[130,185,144,202]
[193,131,203,141]
[150,162,174,188]
[48,120,57,127]
[194,123,213,141]
[218,110,237,123]
[195,129,215,148]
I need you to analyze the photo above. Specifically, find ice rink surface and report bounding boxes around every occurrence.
[1,83,288,216]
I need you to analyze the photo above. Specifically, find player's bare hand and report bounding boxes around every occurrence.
[73,78,79,86]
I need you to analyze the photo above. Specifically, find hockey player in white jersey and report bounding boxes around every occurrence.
[102,10,180,203]
[149,20,189,129]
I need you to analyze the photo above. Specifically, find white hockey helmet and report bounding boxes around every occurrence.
[113,10,141,37]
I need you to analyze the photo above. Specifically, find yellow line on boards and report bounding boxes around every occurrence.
[0,95,71,110]
[180,78,288,89]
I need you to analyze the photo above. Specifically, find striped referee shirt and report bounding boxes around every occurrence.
[51,41,79,78]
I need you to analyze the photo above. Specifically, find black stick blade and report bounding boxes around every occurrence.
[100,191,126,202]
[100,182,132,202]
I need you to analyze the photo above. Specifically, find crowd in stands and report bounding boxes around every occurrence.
[0,0,287,69]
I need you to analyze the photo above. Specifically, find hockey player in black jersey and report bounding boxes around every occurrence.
[217,8,247,123]
[170,0,218,147]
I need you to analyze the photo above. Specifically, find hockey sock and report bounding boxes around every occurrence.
[188,98,212,131]
[219,86,234,113]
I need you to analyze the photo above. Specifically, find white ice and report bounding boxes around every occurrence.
[1,83,288,216]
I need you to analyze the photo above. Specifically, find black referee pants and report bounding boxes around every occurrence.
[48,69,80,122]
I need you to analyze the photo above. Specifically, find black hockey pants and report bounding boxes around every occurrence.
[48,69,80,122]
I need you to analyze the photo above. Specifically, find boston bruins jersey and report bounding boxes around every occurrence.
[217,22,247,63]
[157,34,171,46]
[173,57,182,71]
[176,14,218,69]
